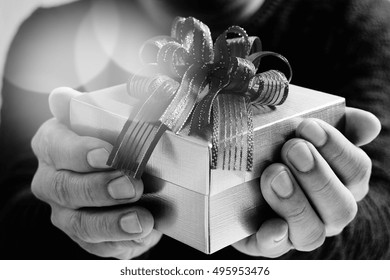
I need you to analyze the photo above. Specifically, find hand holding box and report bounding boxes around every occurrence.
[70,83,344,253]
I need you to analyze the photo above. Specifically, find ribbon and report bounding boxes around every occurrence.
[107,17,292,179]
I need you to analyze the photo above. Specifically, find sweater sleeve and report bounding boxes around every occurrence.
[338,0,390,259]
[275,0,390,259]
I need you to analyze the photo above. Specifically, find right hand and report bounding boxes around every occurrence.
[233,108,380,258]
[31,87,162,259]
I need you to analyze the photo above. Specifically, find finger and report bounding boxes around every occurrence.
[296,118,371,199]
[32,163,144,208]
[49,87,82,126]
[32,118,113,172]
[261,164,326,251]
[344,107,381,147]
[233,218,292,258]
[51,205,154,243]
[281,139,358,235]
[73,230,163,259]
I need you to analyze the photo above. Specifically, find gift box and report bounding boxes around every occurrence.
[69,83,345,254]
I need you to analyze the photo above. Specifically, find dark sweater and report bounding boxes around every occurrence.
[1,0,390,259]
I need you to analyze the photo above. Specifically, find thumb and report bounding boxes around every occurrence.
[49,87,82,126]
[345,107,381,146]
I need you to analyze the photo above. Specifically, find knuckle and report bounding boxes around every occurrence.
[31,133,49,164]
[286,205,326,251]
[50,206,71,235]
[31,171,43,200]
[31,123,48,154]
[297,226,326,251]
[31,164,54,202]
[97,214,118,240]
[31,133,40,155]
[76,175,98,205]
[343,150,372,200]
[328,144,372,186]
[311,176,334,196]
[347,151,372,185]
[327,141,348,165]
[69,211,93,242]
[343,200,358,224]
[286,204,309,224]
[76,172,120,206]
[352,182,369,201]
[51,171,72,206]
[327,201,358,235]
[69,211,117,243]
[82,182,96,205]
[31,120,54,161]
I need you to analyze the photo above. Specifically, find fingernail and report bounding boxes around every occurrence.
[120,212,143,234]
[108,176,135,199]
[299,120,327,147]
[87,148,110,168]
[287,142,314,172]
[271,170,294,198]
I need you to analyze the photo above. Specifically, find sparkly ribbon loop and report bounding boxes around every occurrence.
[108,17,292,179]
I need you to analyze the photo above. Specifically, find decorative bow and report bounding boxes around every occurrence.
[107,17,292,179]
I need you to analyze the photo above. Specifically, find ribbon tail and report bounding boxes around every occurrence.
[188,76,229,139]
[108,118,167,179]
[212,94,253,171]
[108,75,179,179]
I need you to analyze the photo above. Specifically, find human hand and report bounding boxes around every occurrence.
[233,107,381,258]
[31,87,162,259]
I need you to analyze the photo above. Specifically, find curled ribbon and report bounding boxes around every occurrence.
[107,17,292,179]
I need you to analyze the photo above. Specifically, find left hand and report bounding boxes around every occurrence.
[233,107,381,258]
[31,87,162,260]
